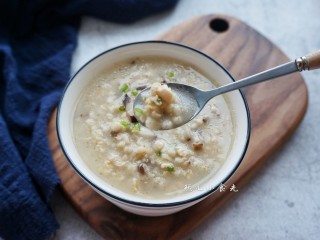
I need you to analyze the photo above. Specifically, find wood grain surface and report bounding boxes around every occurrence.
[48,14,308,239]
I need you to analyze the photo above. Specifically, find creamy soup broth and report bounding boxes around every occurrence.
[73,57,234,199]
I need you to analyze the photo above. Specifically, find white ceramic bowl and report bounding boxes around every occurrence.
[57,41,250,216]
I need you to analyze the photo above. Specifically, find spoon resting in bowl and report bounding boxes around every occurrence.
[133,50,320,130]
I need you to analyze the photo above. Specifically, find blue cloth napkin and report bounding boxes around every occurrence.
[0,1,178,239]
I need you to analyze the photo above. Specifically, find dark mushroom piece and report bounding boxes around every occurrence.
[136,85,147,91]
[137,163,147,175]
[122,94,137,123]
[192,142,203,151]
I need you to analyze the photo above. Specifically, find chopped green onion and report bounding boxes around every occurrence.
[134,108,144,115]
[120,120,130,128]
[131,89,138,96]
[120,120,141,132]
[167,71,174,78]
[156,97,162,106]
[167,166,175,172]
[120,83,129,93]
[156,150,162,157]
[131,123,141,132]
[118,105,126,111]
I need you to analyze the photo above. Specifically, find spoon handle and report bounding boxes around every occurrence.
[210,50,320,97]
[297,50,320,70]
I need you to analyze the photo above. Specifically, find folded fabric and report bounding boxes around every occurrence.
[0,1,179,239]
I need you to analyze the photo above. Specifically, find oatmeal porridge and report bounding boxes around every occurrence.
[73,57,234,199]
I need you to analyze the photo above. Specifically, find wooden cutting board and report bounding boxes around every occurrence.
[48,14,308,239]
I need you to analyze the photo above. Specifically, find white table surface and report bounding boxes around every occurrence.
[52,0,320,239]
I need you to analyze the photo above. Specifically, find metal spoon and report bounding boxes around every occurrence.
[133,51,320,130]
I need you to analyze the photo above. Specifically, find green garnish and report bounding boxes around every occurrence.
[156,97,162,106]
[120,120,141,132]
[120,83,129,93]
[167,71,174,78]
[134,108,144,115]
[120,120,130,128]
[156,150,162,157]
[131,89,138,96]
[167,166,175,172]
[118,105,126,111]
[131,123,141,132]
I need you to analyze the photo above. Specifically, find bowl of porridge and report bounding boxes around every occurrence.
[57,41,250,216]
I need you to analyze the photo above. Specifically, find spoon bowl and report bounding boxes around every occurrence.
[133,82,200,129]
